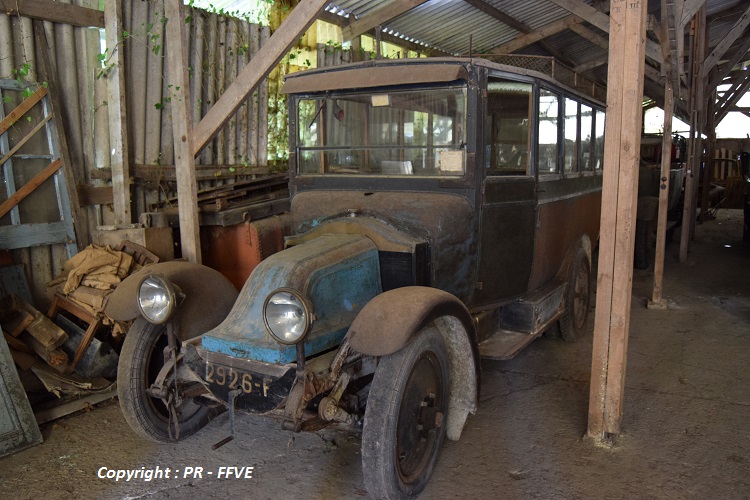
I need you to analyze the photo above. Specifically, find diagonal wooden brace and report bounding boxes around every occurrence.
[0,158,63,219]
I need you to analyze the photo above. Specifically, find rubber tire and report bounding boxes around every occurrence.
[634,219,651,270]
[117,317,213,442]
[362,327,450,499]
[558,247,591,342]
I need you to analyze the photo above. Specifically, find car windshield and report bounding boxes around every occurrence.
[296,86,467,177]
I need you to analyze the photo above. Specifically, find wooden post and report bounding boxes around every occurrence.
[165,0,201,264]
[104,0,132,225]
[650,71,674,307]
[587,0,648,439]
[679,9,706,263]
[699,86,716,223]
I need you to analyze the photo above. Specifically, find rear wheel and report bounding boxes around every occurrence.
[362,327,450,499]
[117,317,213,442]
[559,247,591,342]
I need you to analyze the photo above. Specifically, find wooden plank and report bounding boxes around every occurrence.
[225,17,239,165]
[342,0,428,40]
[129,0,148,166]
[0,159,62,219]
[9,347,37,370]
[190,9,205,162]
[489,16,583,54]
[0,296,35,337]
[0,114,53,169]
[569,23,609,50]
[76,185,113,206]
[34,20,89,250]
[201,12,218,165]
[144,0,165,165]
[588,0,648,439]
[165,0,201,264]
[104,0,132,225]
[248,22,260,167]
[709,36,750,89]
[192,0,331,157]
[16,297,68,351]
[258,25,270,167]
[237,20,250,163]
[574,55,608,73]
[680,0,708,27]
[650,71,674,306]
[215,16,227,164]
[701,4,750,79]
[0,0,104,28]
[0,87,47,137]
[34,388,117,425]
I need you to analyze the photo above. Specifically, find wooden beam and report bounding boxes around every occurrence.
[0,159,62,219]
[193,0,329,157]
[33,22,89,249]
[679,6,706,263]
[0,0,104,28]
[588,0,648,440]
[680,0,707,28]
[574,55,608,73]
[76,185,113,206]
[104,0,132,225]
[0,114,52,169]
[569,23,609,50]
[716,71,750,123]
[165,0,201,264]
[342,0,428,41]
[488,15,583,54]
[548,0,664,64]
[460,0,531,34]
[701,4,750,79]
[650,71,674,307]
[0,87,47,137]
[710,35,750,89]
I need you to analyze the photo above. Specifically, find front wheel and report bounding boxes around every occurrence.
[558,247,591,342]
[117,317,213,442]
[362,327,450,499]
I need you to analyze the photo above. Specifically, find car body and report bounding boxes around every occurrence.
[109,57,604,499]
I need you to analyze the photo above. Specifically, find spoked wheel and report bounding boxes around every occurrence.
[117,317,213,442]
[559,247,591,342]
[362,327,450,499]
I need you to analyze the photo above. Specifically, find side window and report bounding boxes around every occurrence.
[580,104,594,171]
[538,88,559,175]
[487,80,532,175]
[564,98,579,173]
[594,109,606,171]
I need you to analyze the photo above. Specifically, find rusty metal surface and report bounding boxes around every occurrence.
[105,261,238,341]
[201,214,291,290]
[282,62,468,94]
[347,286,474,356]
[291,191,478,302]
[528,182,602,291]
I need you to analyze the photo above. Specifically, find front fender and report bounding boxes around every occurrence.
[105,261,238,342]
[347,286,479,441]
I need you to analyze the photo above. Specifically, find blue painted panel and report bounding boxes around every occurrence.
[201,234,382,364]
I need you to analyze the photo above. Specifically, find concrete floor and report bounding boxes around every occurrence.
[1,210,748,499]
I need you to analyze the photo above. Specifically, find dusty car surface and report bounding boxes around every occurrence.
[107,57,605,499]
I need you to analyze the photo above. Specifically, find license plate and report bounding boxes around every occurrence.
[204,360,295,413]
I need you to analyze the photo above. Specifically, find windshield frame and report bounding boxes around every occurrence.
[291,81,469,179]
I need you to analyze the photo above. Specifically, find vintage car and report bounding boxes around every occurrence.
[107,57,604,499]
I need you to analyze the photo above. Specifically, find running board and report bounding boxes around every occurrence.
[479,330,539,360]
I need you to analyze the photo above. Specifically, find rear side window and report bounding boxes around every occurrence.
[486,80,532,176]
[538,88,560,175]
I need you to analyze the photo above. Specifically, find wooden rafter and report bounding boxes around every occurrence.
[574,55,608,73]
[547,0,664,64]
[487,15,583,54]
[464,0,575,65]
[680,0,708,28]
[716,71,750,123]
[710,35,750,89]
[701,4,750,79]
[568,23,609,50]
[342,0,429,41]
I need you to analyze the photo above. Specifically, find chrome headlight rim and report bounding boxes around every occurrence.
[137,274,177,325]
[263,287,314,345]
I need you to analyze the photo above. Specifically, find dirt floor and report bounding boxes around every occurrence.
[1,210,748,500]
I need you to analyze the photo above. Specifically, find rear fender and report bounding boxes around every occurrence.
[347,286,479,441]
[105,261,239,342]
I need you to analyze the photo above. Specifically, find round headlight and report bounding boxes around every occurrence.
[137,275,177,324]
[263,288,313,345]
